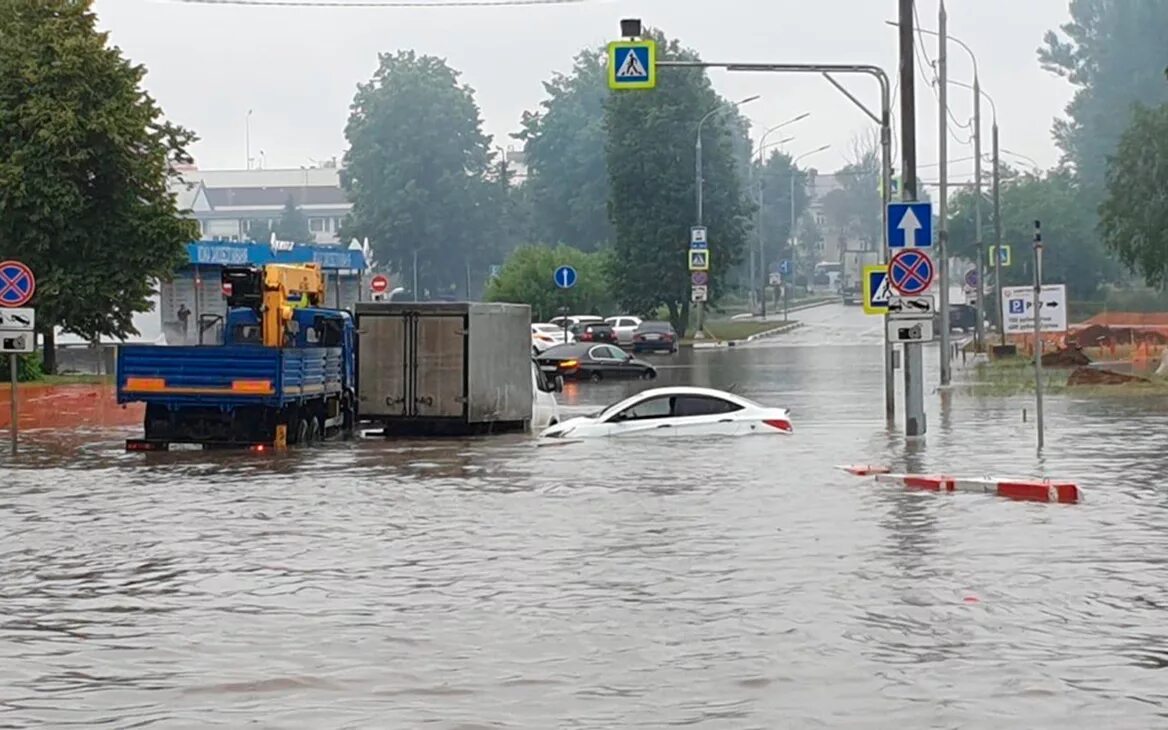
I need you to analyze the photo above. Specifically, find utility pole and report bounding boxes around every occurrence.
[973,76,985,352]
[938,0,952,386]
[993,122,1004,346]
[899,0,925,436]
[1033,219,1044,451]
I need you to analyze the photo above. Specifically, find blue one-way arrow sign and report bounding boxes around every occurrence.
[554,265,577,289]
[887,201,933,249]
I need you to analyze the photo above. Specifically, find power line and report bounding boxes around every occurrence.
[161,0,592,7]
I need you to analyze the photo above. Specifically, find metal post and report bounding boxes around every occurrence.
[412,250,419,302]
[1033,220,1044,451]
[938,0,951,387]
[993,123,1004,346]
[759,169,767,319]
[193,264,202,346]
[898,0,923,435]
[465,261,471,300]
[9,354,17,455]
[786,173,794,321]
[695,135,704,226]
[973,76,985,352]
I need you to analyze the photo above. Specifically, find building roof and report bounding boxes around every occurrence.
[185,240,367,271]
[190,166,343,189]
[205,186,348,208]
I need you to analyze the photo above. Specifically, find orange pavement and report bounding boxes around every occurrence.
[0,383,142,430]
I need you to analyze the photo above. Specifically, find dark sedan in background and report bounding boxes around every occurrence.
[570,321,617,344]
[535,343,657,382]
[632,321,678,353]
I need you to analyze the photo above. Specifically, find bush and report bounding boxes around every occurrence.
[0,353,44,382]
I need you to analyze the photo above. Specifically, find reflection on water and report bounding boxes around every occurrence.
[2,305,1168,728]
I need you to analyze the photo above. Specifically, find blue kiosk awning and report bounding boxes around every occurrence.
[184,241,367,271]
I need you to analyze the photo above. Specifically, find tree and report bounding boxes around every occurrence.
[484,244,615,321]
[1099,103,1168,288]
[341,51,498,295]
[0,0,197,372]
[515,48,612,251]
[819,134,882,253]
[247,196,314,243]
[946,168,1121,300]
[605,30,752,335]
[1039,1,1168,199]
[754,150,809,274]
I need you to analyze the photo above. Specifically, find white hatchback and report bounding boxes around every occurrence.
[538,386,793,440]
[532,323,573,353]
[605,315,643,346]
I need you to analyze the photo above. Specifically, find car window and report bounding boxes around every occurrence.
[590,346,618,360]
[671,396,743,417]
[610,396,671,422]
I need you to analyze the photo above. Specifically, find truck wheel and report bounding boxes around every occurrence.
[306,416,321,444]
[295,417,309,445]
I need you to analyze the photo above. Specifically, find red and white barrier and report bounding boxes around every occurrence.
[872,473,1081,504]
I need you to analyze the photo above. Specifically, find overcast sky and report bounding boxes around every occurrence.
[93,0,1073,182]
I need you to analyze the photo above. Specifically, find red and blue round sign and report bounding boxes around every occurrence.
[888,249,934,296]
[0,260,35,307]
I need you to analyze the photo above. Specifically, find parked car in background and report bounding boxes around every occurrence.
[570,321,617,344]
[632,321,678,353]
[605,316,643,345]
[535,343,657,382]
[531,323,573,353]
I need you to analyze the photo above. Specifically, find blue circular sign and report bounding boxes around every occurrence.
[964,269,978,288]
[888,249,934,296]
[554,265,577,289]
[0,260,35,307]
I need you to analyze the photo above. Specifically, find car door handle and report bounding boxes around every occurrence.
[656,424,671,429]
[718,419,733,423]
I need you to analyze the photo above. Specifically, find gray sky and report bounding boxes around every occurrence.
[94,0,1073,181]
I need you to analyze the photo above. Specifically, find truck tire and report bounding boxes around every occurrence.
[305,416,321,444]
[295,417,309,445]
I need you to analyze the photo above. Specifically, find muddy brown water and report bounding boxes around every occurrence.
[2,305,1167,728]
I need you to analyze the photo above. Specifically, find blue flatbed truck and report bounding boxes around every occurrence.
[116,264,356,450]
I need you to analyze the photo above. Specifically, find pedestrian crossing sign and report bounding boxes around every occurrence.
[608,40,656,90]
[862,264,891,315]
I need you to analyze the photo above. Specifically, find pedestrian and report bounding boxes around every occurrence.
[177,304,191,341]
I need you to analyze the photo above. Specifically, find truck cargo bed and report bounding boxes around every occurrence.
[117,344,344,408]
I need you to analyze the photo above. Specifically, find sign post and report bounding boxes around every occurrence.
[554,265,577,340]
[689,227,709,336]
[887,201,934,436]
[0,260,36,455]
[1032,221,1044,453]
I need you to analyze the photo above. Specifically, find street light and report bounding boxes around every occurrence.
[755,112,811,317]
[781,144,831,320]
[695,94,760,225]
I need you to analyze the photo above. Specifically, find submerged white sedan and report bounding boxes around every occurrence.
[538,386,793,440]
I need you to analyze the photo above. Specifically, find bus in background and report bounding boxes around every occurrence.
[809,261,841,295]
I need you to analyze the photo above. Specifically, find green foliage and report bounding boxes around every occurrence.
[514,48,612,251]
[0,0,198,350]
[1099,103,1168,288]
[604,30,751,335]
[754,150,809,271]
[0,353,44,382]
[247,196,313,243]
[341,51,499,295]
[946,169,1121,299]
[484,244,615,321]
[1040,0,1168,199]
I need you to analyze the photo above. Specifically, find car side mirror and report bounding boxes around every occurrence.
[554,375,564,393]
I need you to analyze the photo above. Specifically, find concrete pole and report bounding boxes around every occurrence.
[993,123,1004,346]
[759,167,767,319]
[973,76,985,352]
[938,0,952,386]
[900,0,925,436]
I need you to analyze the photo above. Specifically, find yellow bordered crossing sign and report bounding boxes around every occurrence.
[608,40,656,90]
[862,264,890,315]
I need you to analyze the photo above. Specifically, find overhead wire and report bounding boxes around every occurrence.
[160,0,592,7]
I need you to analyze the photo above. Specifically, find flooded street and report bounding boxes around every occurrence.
[3,303,1168,728]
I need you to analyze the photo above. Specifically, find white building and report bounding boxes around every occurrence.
[170,163,351,244]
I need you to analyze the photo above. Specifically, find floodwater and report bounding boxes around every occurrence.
[3,304,1168,728]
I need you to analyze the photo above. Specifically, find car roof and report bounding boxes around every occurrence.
[637,320,673,328]
[541,342,590,357]
[598,386,771,415]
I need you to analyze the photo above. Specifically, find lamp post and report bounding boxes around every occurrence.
[694,94,760,336]
[755,112,810,317]
[783,144,831,320]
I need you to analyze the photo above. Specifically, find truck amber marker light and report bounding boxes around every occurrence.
[125,377,166,392]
